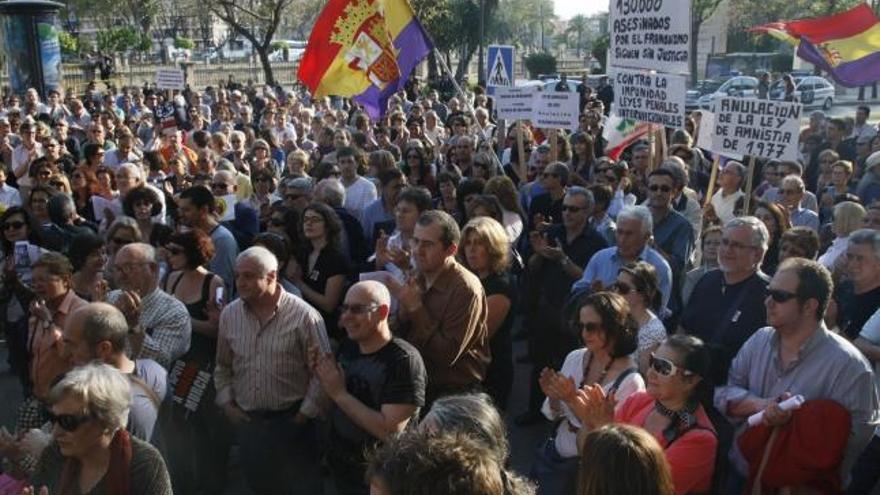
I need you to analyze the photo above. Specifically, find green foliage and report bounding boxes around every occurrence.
[729,0,863,28]
[58,30,78,56]
[97,27,143,53]
[174,37,195,50]
[524,52,556,78]
[489,0,556,52]
[591,33,609,73]
[270,40,289,52]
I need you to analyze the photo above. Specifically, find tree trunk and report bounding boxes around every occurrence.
[427,51,438,80]
[256,45,275,86]
[690,20,701,85]
[456,46,475,81]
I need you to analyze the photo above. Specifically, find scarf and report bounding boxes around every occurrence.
[57,429,132,495]
[654,400,698,445]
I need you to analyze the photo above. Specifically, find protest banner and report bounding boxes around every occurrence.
[695,111,743,160]
[711,97,802,162]
[495,86,536,120]
[155,68,185,91]
[612,68,686,128]
[532,91,580,131]
[609,0,691,74]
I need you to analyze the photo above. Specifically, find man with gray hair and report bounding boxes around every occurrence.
[214,246,331,494]
[283,176,313,213]
[710,161,746,225]
[63,302,167,442]
[107,243,191,369]
[572,204,673,309]
[315,178,369,264]
[836,229,880,340]
[682,216,771,385]
[779,174,820,231]
[311,281,426,494]
[518,186,609,425]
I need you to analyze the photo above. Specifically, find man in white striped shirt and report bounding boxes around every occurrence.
[214,246,331,494]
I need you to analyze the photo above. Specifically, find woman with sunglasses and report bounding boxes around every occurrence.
[248,168,281,224]
[80,142,106,173]
[567,335,717,495]
[0,206,46,389]
[533,292,643,495]
[28,158,58,190]
[613,262,667,375]
[292,202,350,339]
[24,363,172,494]
[159,229,227,493]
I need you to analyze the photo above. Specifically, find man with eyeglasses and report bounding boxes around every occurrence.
[212,169,260,249]
[215,246,331,494]
[682,216,770,386]
[716,258,878,494]
[779,175,820,231]
[311,281,426,494]
[106,243,191,370]
[518,187,608,425]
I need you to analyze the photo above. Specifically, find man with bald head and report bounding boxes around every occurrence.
[107,243,191,369]
[312,281,426,494]
[63,302,167,442]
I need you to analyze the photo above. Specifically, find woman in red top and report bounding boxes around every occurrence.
[570,335,717,495]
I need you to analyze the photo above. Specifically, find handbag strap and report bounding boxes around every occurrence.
[751,427,780,495]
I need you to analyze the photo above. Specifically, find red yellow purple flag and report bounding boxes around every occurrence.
[298,0,433,118]
[751,4,880,87]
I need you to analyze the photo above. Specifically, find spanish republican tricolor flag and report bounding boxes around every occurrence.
[751,3,880,87]
[298,0,433,118]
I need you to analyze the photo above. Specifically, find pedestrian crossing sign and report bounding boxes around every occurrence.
[487,45,514,90]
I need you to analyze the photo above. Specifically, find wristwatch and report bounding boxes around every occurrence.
[560,257,572,267]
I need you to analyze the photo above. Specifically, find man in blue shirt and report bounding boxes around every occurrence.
[780,175,820,231]
[571,205,673,313]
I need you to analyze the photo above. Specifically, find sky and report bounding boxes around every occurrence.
[553,0,607,20]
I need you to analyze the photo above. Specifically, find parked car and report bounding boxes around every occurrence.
[769,75,835,109]
[542,80,580,93]
[698,76,760,110]
[686,80,722,111]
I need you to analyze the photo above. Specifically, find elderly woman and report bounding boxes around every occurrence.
[534,292,645,495]
[613,262,667,374]
[819,201,866,272]
[460,217,516,409]
[567,335,717,495]
[25,363,172,494]
[284,149,310,179]
[778,226,821,263]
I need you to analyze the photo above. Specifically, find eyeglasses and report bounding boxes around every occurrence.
[211,183,232,191]
[111,237,133,246]
[649,184,673,193]
[720,238,754,251]
[3,221,25,230]
[327,170,341,177]
[31,198,49,205]
[48,411,95,432]
[114,262,149,273]
[611,282,634,295]
[340,303,380,314]
[648,353,693,378]
[562,205,586,213]
[577,321,602,333]
[767,288,798,303]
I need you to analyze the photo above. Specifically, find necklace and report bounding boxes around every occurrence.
[583,351,615,386]
[654,400,698,444]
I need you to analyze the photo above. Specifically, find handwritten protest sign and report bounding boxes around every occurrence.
[612,68,685,128]
[495,86,536,120]
[609,0,691,74]
[695,111,743,160]
[711,97,802,162]
[155,68,185,90]
[532,91,580,130]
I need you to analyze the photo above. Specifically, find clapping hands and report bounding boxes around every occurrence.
[567,384,617,430]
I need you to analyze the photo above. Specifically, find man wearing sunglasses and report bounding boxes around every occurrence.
[716,257,878,492]
[645,169,694,314]
[311,281,426,494]
[779,174,820,231]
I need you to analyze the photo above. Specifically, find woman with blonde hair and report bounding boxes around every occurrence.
[460,217,516,408]
[284,149,310,179]
[819,200,866,272]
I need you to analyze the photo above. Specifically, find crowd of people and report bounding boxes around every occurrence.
[0,74,876,495]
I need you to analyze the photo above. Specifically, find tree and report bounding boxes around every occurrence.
[203,0,320,85]
[565,14,590,57]
[97,26,145,53]
[174,37,196,50]
[58,31,79,57]
[524,52,556,78]
[690,0,725,84]
[730,0,863,30]
[591,32,609,73]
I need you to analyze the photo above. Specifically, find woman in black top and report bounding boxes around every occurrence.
[159,229,228,495]
[293,202,350,340]
[460,216,516,410]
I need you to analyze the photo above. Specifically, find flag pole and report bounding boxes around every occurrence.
[434,49,505,174]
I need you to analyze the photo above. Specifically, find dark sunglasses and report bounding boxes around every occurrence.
[649,184,672,193]
[767,288,798,303]
[3,220,25,230]
[48,411,95,432]
[211,182,232,190]
[340,303,380,315]
[577,321,602,333]
[111,237,132,246]
[649,353,693,378]
[611,282,634,295]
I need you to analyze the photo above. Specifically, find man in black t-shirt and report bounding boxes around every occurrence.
[312,281,426,495]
